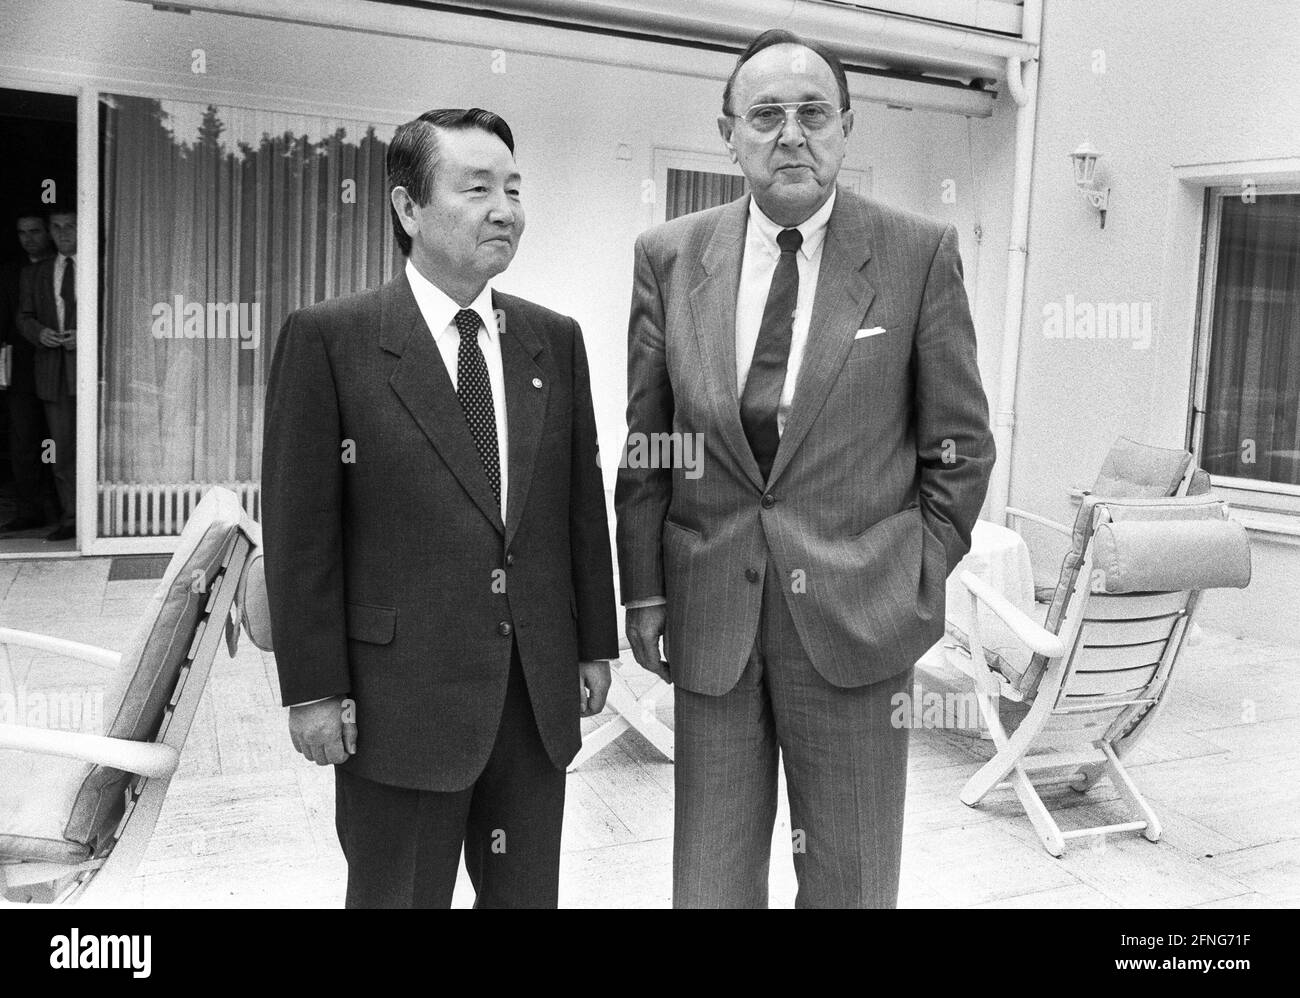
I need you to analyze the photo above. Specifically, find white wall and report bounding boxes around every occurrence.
[0,0,1016,500]
[1012,0,1300,642]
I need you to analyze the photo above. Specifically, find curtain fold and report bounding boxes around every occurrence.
[98,95,399,535]
[665,167,747,221]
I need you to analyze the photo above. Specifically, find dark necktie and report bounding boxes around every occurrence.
[740,227,802,481]
[60,257,76,332]
[453,308,501,505]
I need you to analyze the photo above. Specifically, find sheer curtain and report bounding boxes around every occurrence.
[665,167,748,221]
[1203,193,1300,486]
[98,95,399,535]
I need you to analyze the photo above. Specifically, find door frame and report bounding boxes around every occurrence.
[0,73,89,560]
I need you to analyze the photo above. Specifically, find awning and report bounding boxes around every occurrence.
[131,0,1042,116]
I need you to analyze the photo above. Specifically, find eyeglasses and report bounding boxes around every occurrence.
[735,101,841,135]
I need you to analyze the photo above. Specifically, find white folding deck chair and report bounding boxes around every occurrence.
[943,438,1210,732]
[954,494,1251,856]
[0,488,259,903]
[1004,436,1203,599]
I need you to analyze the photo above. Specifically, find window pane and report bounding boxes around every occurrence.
[98,95,399,537]
[1202,193,1300,486]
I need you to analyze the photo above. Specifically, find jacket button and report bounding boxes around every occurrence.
[745,568,759,583]
[497,621,513,637]
[505,552,515,566]
[761,493,776,509]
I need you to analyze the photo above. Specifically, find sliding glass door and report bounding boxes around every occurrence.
[96,94,399,539]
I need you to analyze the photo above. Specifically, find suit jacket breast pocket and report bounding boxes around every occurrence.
[845,326,898,363]
[345,601,397,645]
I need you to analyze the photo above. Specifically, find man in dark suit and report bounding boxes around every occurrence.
[617,30,995,907]
[17,207,77,542]
[262,108,618,909]
[1,211,54,533]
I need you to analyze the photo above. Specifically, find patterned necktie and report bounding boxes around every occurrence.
[60,257,76,332]
[740,227,802,481]
[453,308,501,504]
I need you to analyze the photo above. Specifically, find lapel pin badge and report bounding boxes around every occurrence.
[532,377,543,389]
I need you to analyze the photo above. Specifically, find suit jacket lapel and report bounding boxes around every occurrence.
[768,191,875,486]
[382,273,504,534]
[496,292,548,550]
[689,197,765,492]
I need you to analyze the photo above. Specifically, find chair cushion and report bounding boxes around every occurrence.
[0,758,99,863]
[1090,437,1192,499]
[1186,467,1212,496]
[237,548,274,652]
[67,488,247,851]
[0,489,249,864]
[0,657,114,861]
[1092,519,1251,593]
[946,600,1051,696]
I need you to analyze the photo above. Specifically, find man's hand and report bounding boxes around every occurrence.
[37,327,61,348]
[626,605,670,683]
[60,328,76,351]
[579,661,611,717]
[289,695,357,766]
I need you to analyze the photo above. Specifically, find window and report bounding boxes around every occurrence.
[97,94,400,537]
[1194,187,1300,493]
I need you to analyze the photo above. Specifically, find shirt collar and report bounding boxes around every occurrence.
[747,188,836,261]
[405,259,498,342]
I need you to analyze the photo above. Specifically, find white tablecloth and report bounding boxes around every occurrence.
[919,519,1037,671]
[944,520,1037,636]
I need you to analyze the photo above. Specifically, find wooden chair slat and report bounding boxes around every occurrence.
[1072,639,1166,672]
[1063,663,1160,697]
[1078,614,1178,646]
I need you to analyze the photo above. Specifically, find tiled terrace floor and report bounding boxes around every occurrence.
[2,557,1298,907]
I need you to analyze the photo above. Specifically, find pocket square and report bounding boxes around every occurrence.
[855,326,887,339]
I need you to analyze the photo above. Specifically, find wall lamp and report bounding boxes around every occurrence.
[1070,141,1110,228]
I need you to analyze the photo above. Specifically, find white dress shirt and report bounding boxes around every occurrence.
[624,192,836,611]
[53,253,74,333]
[735,188,835,435]
[405,258,509,522]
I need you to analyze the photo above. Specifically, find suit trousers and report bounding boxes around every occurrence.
[42,387,75,527]
[333,643,566,908]
[6,389,49,521]
[673,556,913,909]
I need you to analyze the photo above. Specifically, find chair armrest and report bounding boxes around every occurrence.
[959,571,1067,659]
[1003,507,1071,537]
[0,724,179,778]
[0,628,121,670]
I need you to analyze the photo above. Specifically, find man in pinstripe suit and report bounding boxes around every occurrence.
[616,29,994,907]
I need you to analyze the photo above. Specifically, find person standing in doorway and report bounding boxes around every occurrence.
[17,206,77,542]
[0,210,55,534]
